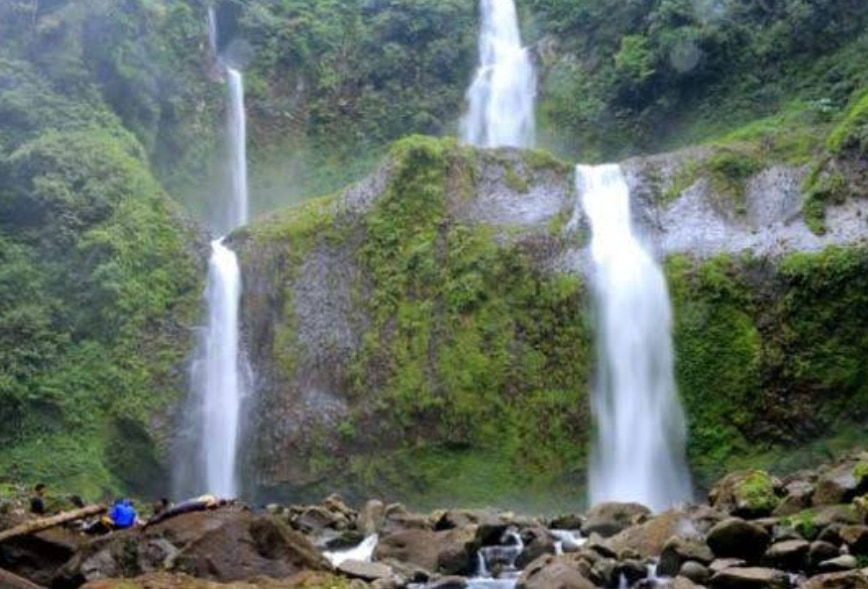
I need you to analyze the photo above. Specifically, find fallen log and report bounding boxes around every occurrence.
[0,566,45,589]
[0,504,106,544]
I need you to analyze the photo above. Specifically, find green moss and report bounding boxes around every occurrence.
[661,160,700,205]
[781,509,819,540]
[803,166,848,235]
[855,461,868,482]
[706,148,764,213]
[504,162,531,193]
[735,470,779,514]
[827,92,868,155]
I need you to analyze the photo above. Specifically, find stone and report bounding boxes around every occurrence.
[426,575,469,589]
[709,470,781,518]
[583,502,651,538]
[617,559,647,585]
[818,555,860,572]
[707,518,772,562]
[809,541,841,570]
[516,528,557,569]
[360,500,385,536]
[679,561,712,585]
[549,515,584,531]
[710,558,748,573]
[814,462,867,506]
[605,509,695,558]
[802,569,868,589]
[657,535,714,577]
[55,510,330,587]
[517,556,596,589]
[840,525,868,555]
[337,560,394,581]
[708,566,789,589]
[772,481,814,518]
[373,527,477,576]
[664,576,701,589]
[762,538,809,571]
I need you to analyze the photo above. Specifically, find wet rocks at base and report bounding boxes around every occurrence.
[1,452,867,589]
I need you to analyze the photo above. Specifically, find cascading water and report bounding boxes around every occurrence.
[461,0,536,148]
[578,164,692,511]
[175,8,249,499]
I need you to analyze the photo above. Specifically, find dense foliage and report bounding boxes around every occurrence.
[0,44,201,496]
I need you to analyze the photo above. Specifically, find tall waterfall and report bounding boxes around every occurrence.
[578,164,691,511]
[176,9,249,499]
[461,0,536,148]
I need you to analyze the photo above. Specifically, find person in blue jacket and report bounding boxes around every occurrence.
[108,498,139,530]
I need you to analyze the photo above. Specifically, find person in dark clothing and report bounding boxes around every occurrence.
[29,483,46,515]
[68,495,85,509]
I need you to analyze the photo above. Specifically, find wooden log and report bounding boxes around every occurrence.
[0,504,106,544]
[0,566,45,589]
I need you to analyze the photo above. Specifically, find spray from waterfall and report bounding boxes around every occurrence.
[462,0,536,148]
[578,164,692,511]
[175,7,249,500]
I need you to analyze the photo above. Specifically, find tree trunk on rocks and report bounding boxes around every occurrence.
[0,505,105,544]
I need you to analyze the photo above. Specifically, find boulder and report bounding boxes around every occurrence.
[708,567,789,589]
[840,525,868,555]
[426,575,469,589]
[583,502,651,538]
[818,555,859,573]
[516,528,557,569]
[710,558,748,573]
[517,556,595,589]
[337,559,394,581]
[359,500,385,536]
[617,559,647,585]
[80,570,345,589]
[709,470,781,518]
[54,509,330,587]
[664,576,702,589]
[0,525,84,586]
[549,515,584,531]
[772,481,814,518]
[809,541,841,570]
[814,462,867,506]
[373,527,477,576]
[605,509,695,558]
[802,568,868,588]
[657,535,714,577]
[707,518,771,562]
[679,561,712,585]
[762,539,809,571]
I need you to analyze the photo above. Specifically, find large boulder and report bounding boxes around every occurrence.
[54,509,330,587]
[516,528,557,569]
[604,509,695,558]
[839,525,868,556]
[374,527,477,576]
[517,555,595,589]
[0,525,85,586]
[81,570,347,589]
[762,539,809,571]
[802,568,868,588]
[709,470,781,518]
[708,567,790,589]
[583,502,651,538]
[706,518,771,562]
[657,535,715,577]
[813,461,868,506]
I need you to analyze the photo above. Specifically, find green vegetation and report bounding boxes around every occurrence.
[735,470,779,515]
[669,248,868,488]
[241,137,591,508]
[0,47,201,497]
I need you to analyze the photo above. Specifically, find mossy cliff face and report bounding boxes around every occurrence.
[236,136,868,508]
[236,137,590,509]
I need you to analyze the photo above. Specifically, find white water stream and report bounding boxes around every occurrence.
[178,8,249,499]
[578,164,692,511]
[462,0,536,148]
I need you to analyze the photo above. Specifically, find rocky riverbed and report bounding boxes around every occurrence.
[1,452,867,589]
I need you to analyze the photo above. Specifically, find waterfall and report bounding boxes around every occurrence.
[461,0,536,148]
[175,9,249,500]
[200,240,244,497]
[227,68,248,230]
[578,164,692,511]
